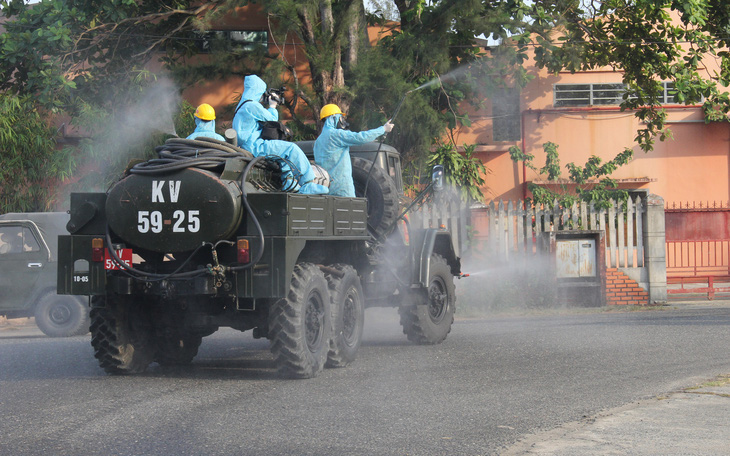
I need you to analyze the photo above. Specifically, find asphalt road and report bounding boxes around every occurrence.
[1,303,729,456]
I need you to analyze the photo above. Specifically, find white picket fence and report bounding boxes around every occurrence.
[412,197,647,268]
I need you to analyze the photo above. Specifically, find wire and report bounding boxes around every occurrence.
[104,224,209,281]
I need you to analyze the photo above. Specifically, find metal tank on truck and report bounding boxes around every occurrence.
[57,135,461,378]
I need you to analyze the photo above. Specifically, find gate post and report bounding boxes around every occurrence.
[644,194,667,304]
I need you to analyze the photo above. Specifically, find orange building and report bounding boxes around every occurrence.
[456,64,728,207]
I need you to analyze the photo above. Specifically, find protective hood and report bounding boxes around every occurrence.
[239,75,268,106]
[194,117,217,133]
[323,113,341,130]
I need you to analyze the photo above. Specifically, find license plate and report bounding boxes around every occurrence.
[104,248,133,270]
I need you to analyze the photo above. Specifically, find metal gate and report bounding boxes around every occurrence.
[666,202,730,299]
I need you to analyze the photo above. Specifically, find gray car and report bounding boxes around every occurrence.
[0,212,89,337]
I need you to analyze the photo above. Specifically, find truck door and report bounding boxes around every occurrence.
[0,223,46,313]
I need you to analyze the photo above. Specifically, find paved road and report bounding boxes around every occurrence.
[1,303,729,456]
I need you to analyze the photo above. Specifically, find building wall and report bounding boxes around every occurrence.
[459,63,730,206]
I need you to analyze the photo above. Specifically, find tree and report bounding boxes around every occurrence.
[0,95,75,212]
[509,142,634,208]
[1,0,542,207]
[0,0,211,206]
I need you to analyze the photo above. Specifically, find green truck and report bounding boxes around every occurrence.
[1,212,89,337]
[57,137,460,378]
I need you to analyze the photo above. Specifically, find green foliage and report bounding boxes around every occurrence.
[509,142,632,208]
[0,0,215,206]
[0,0,208,115]
[0,95,75,212]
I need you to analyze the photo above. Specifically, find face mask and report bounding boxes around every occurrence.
[337,117,349,130]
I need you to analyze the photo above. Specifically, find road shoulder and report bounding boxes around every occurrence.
[501,374,730,455]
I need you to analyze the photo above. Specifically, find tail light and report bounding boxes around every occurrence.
[92,238,104,262]
[237,239,250,264]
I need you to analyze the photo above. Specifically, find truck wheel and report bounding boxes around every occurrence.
[324,264,364,368]
[268,263,332,378]
[351,156,399,238]
[34,293,90,337]
[154,333,203,366]
[89,296,155,375]
[399,254,456,344]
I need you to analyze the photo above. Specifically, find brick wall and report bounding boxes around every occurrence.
[606,268,648,305]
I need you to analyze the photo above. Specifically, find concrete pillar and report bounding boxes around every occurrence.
[643,194,667,304]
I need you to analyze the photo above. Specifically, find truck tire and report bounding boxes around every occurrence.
[154,332,203,366]
[34,293,90,337]
[324,264,364,368]
[89,296,155,375]
[398,254,455,344]
[351,157,399,238]
[268,263,332,378]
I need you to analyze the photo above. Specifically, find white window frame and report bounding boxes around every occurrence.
[553,82,679,107]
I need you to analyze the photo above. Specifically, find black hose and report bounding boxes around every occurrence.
[363,92,409,197]
[230,156,267,271]
[129,137,264,176]
[104,225,209,281]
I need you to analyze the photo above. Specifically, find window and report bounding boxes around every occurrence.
[0,226,40,254]
[0,227,22,254]
[660,81,677,104]
[197,30,268,53]
[22,227,40,252]
[492,87,521,142]
[554,82,681,107]
[554,83,626,107]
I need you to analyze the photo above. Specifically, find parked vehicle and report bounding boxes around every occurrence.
[0,212,89,337]
[57,137,460,378]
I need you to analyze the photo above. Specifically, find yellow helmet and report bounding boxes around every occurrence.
[194,103,216,121]
[320,104,344,120]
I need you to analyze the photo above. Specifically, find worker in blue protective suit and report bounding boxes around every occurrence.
[314,104,394,197]
[187,103,225,141]
[232,75,329,195]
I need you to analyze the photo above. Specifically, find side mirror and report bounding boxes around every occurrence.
[432,165,444,192]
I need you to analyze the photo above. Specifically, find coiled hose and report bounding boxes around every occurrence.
[129,137,258,174]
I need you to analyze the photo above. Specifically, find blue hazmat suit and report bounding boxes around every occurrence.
[232,75,328,195]
[186,118,225,141]
[314,114,386,197]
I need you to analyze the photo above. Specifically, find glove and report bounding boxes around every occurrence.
[383,120,394,133]
[268,92,282,109]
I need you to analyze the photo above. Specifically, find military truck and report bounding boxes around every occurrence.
[57,137,460,378]
[1,212,89,337]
